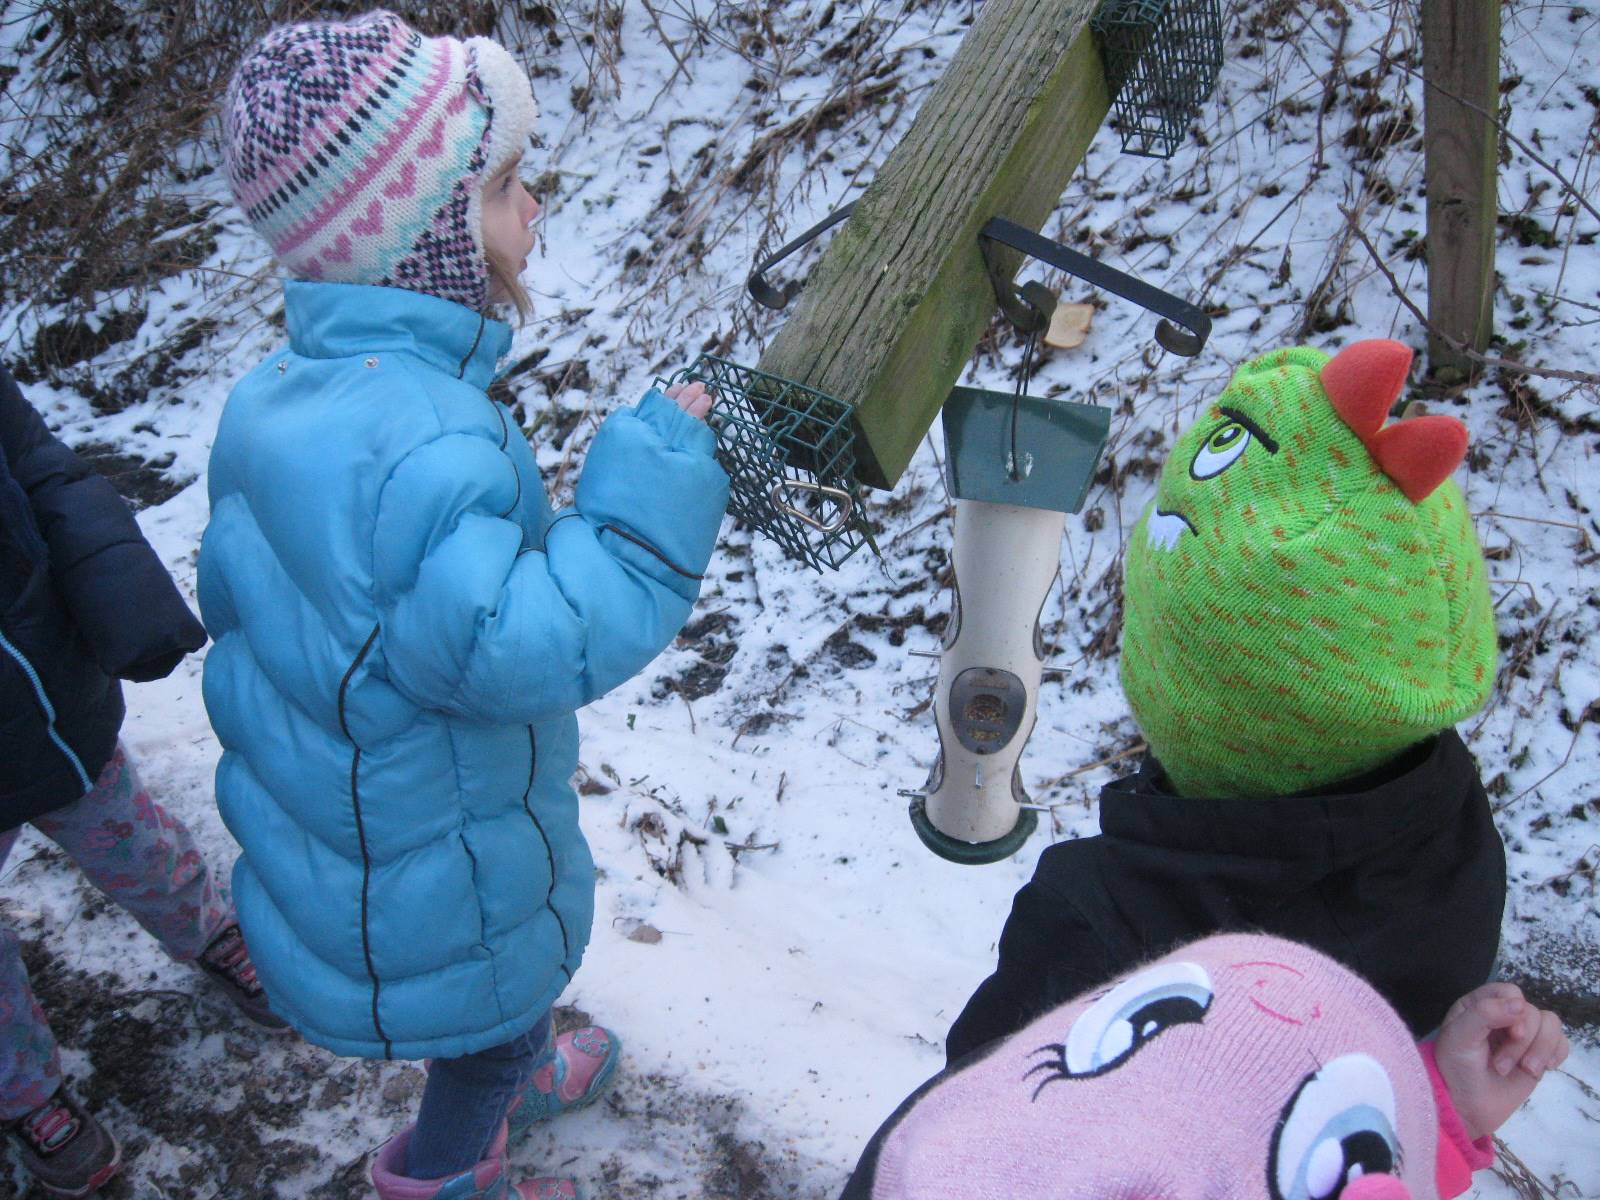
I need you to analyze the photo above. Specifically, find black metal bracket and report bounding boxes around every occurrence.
[748,205,1210,358]
[979,216,1210,357]
[747,202,857,311]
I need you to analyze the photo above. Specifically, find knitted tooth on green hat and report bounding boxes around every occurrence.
[1120,339,1496,799]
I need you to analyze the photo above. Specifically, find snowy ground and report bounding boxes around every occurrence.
[1,1,1597,1197]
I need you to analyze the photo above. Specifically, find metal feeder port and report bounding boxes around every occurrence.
[1092,0,1224,159]
[661,354,873,573]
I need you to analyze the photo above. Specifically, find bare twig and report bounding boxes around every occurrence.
[639,1,693,91]
[888,503,954,547]
[1474,510,1585,532]
[1496,715,1592,813]
[1397,59,1600,230]
[1036,741,1147,795]
[1342,211,1600,387]
[1490,1137,1565,1200]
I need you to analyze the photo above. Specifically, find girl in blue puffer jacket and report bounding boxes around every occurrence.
[208,13,727,1199]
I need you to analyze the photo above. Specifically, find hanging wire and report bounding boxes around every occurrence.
[1007,327,1040,481]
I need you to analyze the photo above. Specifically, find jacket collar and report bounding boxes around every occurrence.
[1100,730,1476,868]
[283,280,512,390]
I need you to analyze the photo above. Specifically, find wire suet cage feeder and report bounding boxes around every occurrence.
[659,355,873,572]
[1092,0,1224,159]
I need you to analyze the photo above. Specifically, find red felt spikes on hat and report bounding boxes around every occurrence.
[1321,339,1470,503]
[1322,339,1412,436]
[1367,415,1471,503]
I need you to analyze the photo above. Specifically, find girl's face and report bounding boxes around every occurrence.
[483,155,540,303]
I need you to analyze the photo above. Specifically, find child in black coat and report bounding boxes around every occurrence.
[0,363,280,1197]
[949,342,1507,1062]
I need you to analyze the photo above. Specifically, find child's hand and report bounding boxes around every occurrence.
[1433,982,1569,1141]
[665,381,713,420]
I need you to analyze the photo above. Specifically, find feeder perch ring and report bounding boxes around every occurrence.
[908,794,1038,866]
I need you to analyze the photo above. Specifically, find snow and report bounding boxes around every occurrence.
[2,1,1596,1196]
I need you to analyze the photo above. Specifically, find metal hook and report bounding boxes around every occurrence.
[747,202,857,310]
[978,216,1210,357]
[768,479,855,534]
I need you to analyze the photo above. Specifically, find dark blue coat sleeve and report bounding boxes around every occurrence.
[0,365,206,680]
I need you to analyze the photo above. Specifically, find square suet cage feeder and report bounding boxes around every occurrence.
[660,355,873,572]
[1092,0,1224,159]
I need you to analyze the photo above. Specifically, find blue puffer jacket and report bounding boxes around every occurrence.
[199,281,727,1060]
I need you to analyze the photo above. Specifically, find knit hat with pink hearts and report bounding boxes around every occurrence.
[845,934,1495,1200]
[223,10,538,311]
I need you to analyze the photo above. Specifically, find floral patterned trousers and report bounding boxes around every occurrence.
[0,746,231,1120]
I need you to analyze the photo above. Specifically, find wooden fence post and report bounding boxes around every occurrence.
[1421,0,1500,382]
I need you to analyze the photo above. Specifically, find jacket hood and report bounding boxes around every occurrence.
[1100,730,1480,873]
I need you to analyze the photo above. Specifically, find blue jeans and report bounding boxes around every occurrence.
[406,1012,553,1179]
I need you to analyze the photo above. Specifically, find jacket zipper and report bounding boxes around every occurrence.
[0,623,93,793]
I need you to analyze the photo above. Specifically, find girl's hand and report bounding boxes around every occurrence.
[665,381,713,420]
[1433,982,1569,1141]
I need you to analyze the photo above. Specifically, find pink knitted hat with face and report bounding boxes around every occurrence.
[223,10,538,311]
[869,934,1440,1200]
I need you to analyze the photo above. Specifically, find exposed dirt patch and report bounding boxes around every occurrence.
[14,938,342,1199]
[595,1070,829,1200]
[1502,930,1600,1039]
[6,932,820,1200]
[659,610,741,700]
[11,306,147,382]
[75,443,190,510]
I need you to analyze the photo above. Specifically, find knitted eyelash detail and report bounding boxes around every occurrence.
[1023,1043,1072,1102]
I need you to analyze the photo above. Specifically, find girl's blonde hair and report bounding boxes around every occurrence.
[487,246,532,322]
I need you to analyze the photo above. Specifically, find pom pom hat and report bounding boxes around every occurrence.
[1120,341,1495,798]
[223,10,538,311]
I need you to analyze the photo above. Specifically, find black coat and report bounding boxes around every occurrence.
[0,363,206,830]
[945,729,1506,1061]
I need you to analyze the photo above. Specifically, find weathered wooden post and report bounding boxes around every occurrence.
[1421,0,1500,382]
[678,0,1220,861]
[757,0,1111,490]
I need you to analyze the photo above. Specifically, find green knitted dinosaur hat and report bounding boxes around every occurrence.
[1120,340,1496,798]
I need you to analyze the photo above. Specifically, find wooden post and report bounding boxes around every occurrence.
[1421,0,1500,383]
[757,0,1109,490]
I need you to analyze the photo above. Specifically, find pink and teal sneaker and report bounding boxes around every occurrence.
[508,1026,621,1136]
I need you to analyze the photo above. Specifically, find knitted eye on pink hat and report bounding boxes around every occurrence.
[223,9,538,311]
[850,934,1484,1200]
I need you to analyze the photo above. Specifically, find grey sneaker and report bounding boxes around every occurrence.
[198,923,289,1031]
[4,1086,121,1198]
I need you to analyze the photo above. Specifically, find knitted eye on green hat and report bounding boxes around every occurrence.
[1120,339,1496,799]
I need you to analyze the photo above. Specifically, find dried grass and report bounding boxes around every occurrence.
[0,1,544,377]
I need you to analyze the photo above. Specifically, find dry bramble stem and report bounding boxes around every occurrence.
[1341,212,1600,388]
